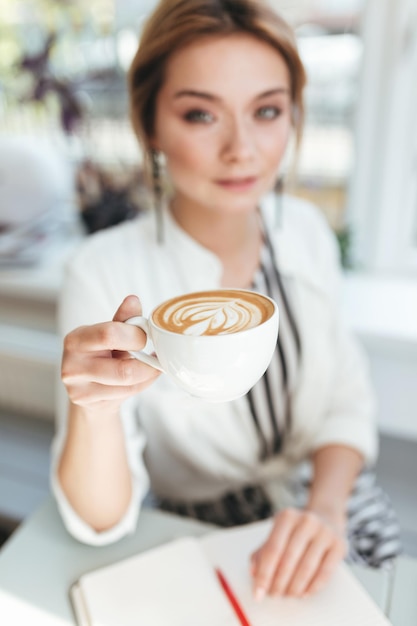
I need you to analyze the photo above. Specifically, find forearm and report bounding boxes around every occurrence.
[306,444,364,527]
[57,402,133,532]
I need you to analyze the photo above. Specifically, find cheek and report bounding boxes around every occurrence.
[158,124,214,178]
[260,124,291,165]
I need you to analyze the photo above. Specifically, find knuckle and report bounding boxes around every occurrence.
[98,323,117,347]
[61,365,71,384]
[302,511,319,529]
[61,359,75,384]
[280,507,297,522]
[63,330,78,353]
[118,360,134,384]
[318,524,333,542]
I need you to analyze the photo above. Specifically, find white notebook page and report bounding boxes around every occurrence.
[78,537,240,626]
[202,519,392,626]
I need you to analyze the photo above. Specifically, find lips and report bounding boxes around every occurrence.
[215,176,258,191]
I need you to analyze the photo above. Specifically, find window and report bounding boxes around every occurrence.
[269,0,366,256]
[347,0,417,273]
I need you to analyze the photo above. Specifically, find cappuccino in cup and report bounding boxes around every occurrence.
[152,289,274,336]
[125,289,279,402]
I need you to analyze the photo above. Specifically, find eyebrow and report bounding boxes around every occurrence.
[173,87,290,102]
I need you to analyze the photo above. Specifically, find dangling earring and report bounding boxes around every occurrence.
[151,148,164,243]
[274,175,284,229]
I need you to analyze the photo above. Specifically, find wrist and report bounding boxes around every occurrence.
[70,401,121,425]
[306,500,347,534]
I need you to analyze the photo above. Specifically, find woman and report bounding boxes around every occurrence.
[52,0,401,600]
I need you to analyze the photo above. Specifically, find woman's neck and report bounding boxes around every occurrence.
[169,194,263,288]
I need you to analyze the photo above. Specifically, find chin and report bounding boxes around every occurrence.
[232,196,265,214]
[212,189,264,213]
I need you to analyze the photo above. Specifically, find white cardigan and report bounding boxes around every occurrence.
[51,195,377,545]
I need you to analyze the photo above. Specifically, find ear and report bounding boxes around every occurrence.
[147,126,162,152]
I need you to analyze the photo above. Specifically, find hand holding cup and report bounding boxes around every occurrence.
[125,289,279,402]
[61,295,160,413]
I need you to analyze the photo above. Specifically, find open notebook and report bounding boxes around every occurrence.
[70,519,392,626]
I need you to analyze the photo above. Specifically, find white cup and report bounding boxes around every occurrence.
[125,288,279,402]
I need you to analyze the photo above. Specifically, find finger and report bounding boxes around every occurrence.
[113,295,142,323]
[252,508,299,600]
[62,353,160,387]
[64,321,147,354]
[285,528,332,597]
[304,541,345,597]
[269,512,321,596]
[250,550,260,577]
[112,295,147,352]
[67,377,159,406]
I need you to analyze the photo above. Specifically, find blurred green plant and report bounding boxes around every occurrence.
[0,0,118,133]
[336,224,354,269]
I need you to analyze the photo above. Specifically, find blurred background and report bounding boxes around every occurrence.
[0,0,416,551]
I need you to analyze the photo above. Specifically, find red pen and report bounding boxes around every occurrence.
[215,568,253,626]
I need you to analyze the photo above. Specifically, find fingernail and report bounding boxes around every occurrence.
[255,587,266,601]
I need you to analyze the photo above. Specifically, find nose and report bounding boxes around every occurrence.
[220,116,256,163]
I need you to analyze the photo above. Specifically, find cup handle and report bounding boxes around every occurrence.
[124,316,164,372]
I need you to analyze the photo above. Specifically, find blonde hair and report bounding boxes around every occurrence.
[128,0,306,178]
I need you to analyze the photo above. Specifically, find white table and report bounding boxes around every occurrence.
[0,498,416,625]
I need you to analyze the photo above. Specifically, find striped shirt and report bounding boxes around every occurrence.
[247,226,300,460]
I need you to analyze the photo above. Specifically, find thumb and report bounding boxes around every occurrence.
[113,295,143,323]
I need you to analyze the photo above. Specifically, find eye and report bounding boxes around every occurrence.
[183,109,215,123]
[255,106,282,120]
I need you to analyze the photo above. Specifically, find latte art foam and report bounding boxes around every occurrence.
[152,290,274,336]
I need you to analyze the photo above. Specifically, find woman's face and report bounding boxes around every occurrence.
[153,33,293,215]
